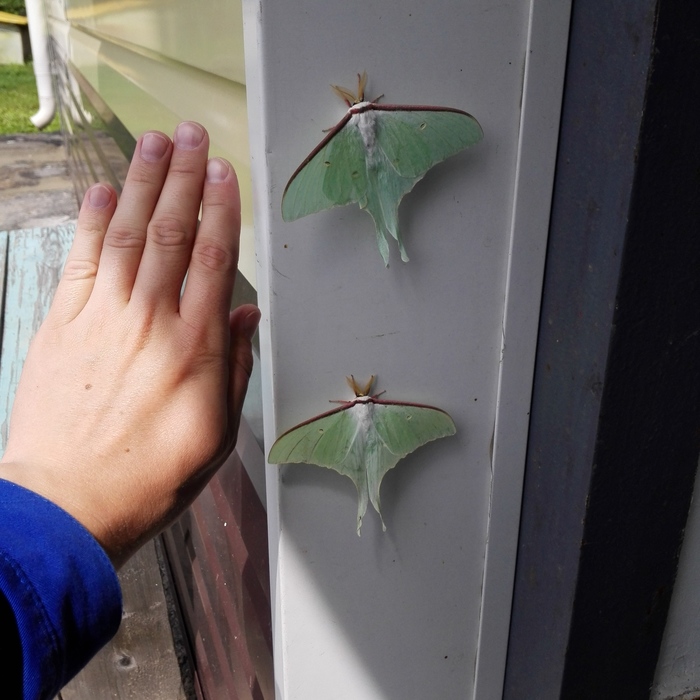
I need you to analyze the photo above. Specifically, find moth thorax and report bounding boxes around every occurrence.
[354,398,375,432]
[350,108,377,155]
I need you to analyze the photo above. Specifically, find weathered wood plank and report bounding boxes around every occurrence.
[163,448,273,700]
[0,224,75,449]
[60,540,188,700]
[0,226,187,699]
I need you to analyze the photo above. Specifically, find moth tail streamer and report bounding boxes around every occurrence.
[356,488,370,536]
[380,223,410,264]
[396,234,410,263]
[375,227,391,266]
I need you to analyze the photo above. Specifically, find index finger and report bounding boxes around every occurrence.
[178,157,241,333]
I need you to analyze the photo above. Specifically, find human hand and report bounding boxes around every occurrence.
[0,122,260,569]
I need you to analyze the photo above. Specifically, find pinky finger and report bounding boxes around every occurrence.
[50,184,117,325]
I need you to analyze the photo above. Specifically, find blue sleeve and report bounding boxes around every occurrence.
[0,479,122,700]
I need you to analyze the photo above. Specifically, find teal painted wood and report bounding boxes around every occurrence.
[0,230,8,319]
[0,223,76,450]
[0,232,8,388]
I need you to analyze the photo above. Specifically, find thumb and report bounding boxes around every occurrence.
[227,304,261,435]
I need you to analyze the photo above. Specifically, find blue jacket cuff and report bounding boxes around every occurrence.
[0,478,122,700]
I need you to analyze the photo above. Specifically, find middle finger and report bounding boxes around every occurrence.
[132,121,210,311]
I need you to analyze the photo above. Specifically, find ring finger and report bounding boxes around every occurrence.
[92,130,173,304]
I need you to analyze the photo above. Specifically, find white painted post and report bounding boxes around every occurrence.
[243,0,571,697]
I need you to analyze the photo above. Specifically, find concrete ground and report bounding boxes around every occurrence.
[0,132,79,230]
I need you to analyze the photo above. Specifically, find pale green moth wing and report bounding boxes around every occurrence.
[363,151,417,264]
[268,403,371,533]
[268,405,358,467]
[375,108,484,179]
[366,401,457,523]
[321,123,369,209]
[362,107,483,264]
[281,117,368,222]
[372,401,457,457]
[268,386,457,534]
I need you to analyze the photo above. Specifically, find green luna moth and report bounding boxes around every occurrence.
[268,376,456,534]
[281,72,483,265]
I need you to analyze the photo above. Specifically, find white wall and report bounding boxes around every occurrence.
[0,24,25,64]
[244,0,571,697]
[45,0,257,287]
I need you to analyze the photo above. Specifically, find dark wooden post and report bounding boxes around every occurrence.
[505,1,700,698]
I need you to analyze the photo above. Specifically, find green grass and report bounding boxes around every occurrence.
[0,63,61,134]
[0,0,26,16]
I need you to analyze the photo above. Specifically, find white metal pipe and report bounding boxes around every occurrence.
[25,0,56,129]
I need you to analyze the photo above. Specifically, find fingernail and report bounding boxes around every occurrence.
[174,121,205,150]
[206,158,230,183]
[241,308,261,338]
[140,132,170,162]
[87,184,112,209]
